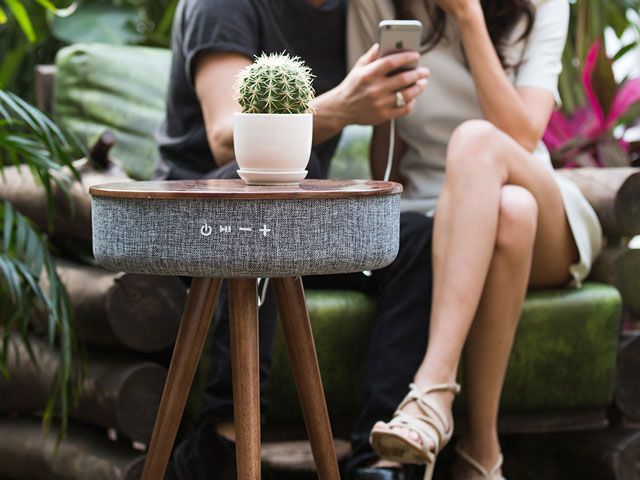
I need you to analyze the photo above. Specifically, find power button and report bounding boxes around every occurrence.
[200,223,213,236]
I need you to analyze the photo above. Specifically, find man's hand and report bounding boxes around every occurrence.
[311,44,429,142]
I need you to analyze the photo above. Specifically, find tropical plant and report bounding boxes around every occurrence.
[559,0,640,112]
[0,0,177,96]
[544,41,640,167]
[235,53,316,114]
[0,89,82,437]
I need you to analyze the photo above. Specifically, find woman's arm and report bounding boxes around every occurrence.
[443,2,556,151]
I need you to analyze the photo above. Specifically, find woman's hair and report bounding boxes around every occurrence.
[392,0,535,69]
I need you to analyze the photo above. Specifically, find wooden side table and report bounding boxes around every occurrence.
[90,179,402,479]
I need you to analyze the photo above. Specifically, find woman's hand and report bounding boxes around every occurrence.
[310,43,430,142]
[433,0,482,24]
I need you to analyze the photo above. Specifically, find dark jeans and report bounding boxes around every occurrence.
[202,215,434,472]
[169,159,434,474]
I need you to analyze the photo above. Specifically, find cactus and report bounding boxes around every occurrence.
[235,52,315,114]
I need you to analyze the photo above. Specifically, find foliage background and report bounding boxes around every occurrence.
[0,0,177,99]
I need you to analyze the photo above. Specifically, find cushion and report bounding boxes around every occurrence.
[53,43,171,180]
[266,283,621,424]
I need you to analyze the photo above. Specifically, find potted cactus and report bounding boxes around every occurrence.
[233,52,315,185]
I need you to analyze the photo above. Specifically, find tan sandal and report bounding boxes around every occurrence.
[369,382,461,480]
[455,444,506,480]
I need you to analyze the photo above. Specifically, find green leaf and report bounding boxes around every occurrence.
[605,2,631,37]
[34,0,77,17]
[0,94,82,441]
[613,41,639,62]
[0,42,28,90]
[3,0,36,42]
[51,3,142,45]
[0,6,7,23]
[590,45,618,120]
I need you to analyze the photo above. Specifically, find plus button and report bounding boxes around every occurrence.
[259,224,271,237]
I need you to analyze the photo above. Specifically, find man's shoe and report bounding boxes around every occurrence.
[351,465,423,480]
[171,420,237,480]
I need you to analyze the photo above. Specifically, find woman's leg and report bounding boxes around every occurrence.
[453,185,538,475]
[375,120,578,469]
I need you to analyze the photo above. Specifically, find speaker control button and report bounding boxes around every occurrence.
[259,225,271,237]
[200,223,213,236]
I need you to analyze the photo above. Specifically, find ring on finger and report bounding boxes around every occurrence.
[395,91,406,108]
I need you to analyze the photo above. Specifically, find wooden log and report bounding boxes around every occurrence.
[589,247,640,314]
[557,168,640,238]
[615,332,640,422]
[500,427,640,480]
[0,418,144,480]
[35,65,57,115]
[261,440,351,474]
[41,258,186,353]
[0,333,167,443]
[0,132,130,244]
[545,428,640,480]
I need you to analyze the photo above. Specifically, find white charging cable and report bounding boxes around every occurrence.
[384,118,396,182]
[363,118,396,279]
[258,277,269,308]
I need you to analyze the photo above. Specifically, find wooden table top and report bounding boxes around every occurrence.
[89,179,402,200]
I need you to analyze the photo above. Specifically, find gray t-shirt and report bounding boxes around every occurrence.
[156,0,346,180]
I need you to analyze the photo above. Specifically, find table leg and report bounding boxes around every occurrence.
[229,278,261,480]
[273,277,341,480]
[141,277,222,480]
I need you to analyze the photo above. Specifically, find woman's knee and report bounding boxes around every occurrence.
[495,186,538,254]
[446,120,506,176]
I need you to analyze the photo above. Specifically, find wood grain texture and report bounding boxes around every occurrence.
[273,277,340,480]
[0,417,145,480]
[141,277,222,480]
[89,178,402,200]
[557,167,640,237]
[0,332,166,443]
[229,278,262,480]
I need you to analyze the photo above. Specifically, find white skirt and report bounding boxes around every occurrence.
[553,174,603,287]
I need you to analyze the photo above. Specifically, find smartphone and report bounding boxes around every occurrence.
[378,20,423,74]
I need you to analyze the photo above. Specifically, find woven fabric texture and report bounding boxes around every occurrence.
[92,195,400,277]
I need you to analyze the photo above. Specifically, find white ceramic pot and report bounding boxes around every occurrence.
[233,113,312,174]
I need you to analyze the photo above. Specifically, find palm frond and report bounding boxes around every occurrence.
[0,89,84,228]
[0,89,84,441]
[0,200,79,440]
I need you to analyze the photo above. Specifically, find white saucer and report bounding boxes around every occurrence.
[237,169,308,186]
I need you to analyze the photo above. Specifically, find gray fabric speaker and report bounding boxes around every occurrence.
[91,180,402,278]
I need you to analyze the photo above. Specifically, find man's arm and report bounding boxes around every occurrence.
[194,47,429,166]
[195,52,251,167]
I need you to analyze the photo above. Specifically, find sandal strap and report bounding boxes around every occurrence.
[385,382,461,458]
[456,444,505,479]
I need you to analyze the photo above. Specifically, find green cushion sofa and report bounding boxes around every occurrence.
[53,43,622,435]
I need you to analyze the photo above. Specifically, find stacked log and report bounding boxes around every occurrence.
[44,259,186,352]
[501,428,640,480]
[0,132,188,479]
[557,168,640,238]
[615,332,640,422]
[0,418,145,480]
[589,247,640,315]
[0,132,129,244]
[0,333,167,443]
